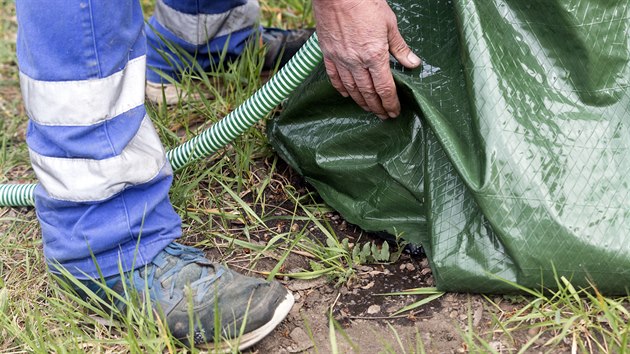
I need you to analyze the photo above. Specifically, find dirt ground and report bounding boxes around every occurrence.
[212,224,468,353]
[255,251,469,353]
[241,231,552,354]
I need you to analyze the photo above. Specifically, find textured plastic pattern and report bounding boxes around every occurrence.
[268,0,630,293]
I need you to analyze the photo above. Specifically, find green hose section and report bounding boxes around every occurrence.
[0,33,323,207]
[0,184,37,208]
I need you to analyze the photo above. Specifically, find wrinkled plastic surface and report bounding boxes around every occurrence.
[268,0,630,293]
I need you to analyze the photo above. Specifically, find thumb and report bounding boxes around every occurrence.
[388,23,421,69]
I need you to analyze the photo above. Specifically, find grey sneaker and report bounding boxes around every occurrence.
[64,242,294,350]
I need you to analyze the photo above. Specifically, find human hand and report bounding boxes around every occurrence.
[312,0,421,119]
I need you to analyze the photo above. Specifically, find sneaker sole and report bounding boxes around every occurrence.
[201,290,295,353]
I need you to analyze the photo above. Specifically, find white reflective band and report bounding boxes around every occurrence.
[20,56,146,126]
[155,0,260,46]
[29,116,167,202]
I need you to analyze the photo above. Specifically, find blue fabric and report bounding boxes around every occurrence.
[162,0,248,15]
[16,0,181,279]
[16,1,146,80]
[26,106,145,159]
[35,165,180,278]
[146,18,253,83]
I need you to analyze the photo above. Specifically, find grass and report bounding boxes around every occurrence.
[471,278,630,353]
[1,1,630,353]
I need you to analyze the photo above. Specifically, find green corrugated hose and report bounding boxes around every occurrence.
[0,33,323,207]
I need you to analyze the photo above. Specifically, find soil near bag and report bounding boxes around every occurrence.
[268,0,630,294]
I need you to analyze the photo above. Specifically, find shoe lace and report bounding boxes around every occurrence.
[146,242,226,302]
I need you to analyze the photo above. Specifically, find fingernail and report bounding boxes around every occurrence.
[341,92,349,98]
[388,111,398,118]
[407,52,421,66]
[377,114,388,120]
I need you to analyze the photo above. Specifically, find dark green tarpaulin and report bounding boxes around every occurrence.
[268,0,630,293]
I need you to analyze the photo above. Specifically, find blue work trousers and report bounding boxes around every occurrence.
[16,0,259,278]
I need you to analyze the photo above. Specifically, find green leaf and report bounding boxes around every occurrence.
[376,241,390,262]
[391,292,445,316]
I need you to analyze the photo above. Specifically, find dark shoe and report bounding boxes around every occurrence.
[261,27,315,71]
[63,242,294,350]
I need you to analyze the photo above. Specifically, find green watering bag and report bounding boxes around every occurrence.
[268,0,630,293]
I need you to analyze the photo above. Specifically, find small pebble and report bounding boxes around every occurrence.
[489,341,503,351]
[288,327,313,353]
[473,306,483,327]
[367,304,381,314]
[361,281,375,290]
[290,327,309,342]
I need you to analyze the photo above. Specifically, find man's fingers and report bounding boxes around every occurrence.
[351,67,389,119]
[323,58,349,98]
[387,22,421,69]
[328,56,393,119]
[369,62,400,118]
[336,65,369,111]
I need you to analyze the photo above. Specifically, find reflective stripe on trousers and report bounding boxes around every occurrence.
[146,0,260,83]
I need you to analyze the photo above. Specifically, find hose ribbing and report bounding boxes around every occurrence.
[0,183,36,207]
[0,33,322,207]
